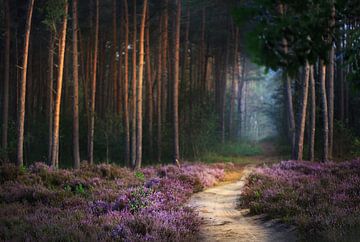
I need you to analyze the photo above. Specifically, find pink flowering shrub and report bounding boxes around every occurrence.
[239,160,360,240]
[0,162,225,241]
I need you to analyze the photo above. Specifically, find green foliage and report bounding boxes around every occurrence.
[233,0,335,76]
[198,142,262,163]
[42,0,67,32]
[134,171,145,181]
[74,184,86,195]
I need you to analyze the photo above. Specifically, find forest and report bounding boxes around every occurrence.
[0,0,360,241]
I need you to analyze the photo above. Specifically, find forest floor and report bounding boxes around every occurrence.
[189,142,297,242]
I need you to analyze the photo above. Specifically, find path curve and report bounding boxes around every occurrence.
[189,166,297,242]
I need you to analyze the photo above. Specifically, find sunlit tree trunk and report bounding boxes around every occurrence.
[309,65,316,161]
[123,0,130,166]
[17,0,35,167]
[88,0,99,165]
[2,0,10,155]
[320,60,329,162]
[131,0,137,167]
[173,0,181,166]
[135,0,148,169]
[72,0,81,169]
[295,61,310,161]
[51,2,68,168]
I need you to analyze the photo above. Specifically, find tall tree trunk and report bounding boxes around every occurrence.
[161,0,168,125]
[229,27,239,140]
[51,2,68,168]
[112,0,119,114]
[131,0,137,167]
[88,0,99,165]
[157,15,163,162]
[145,4,153,160]
[326,4,335,160]
[221,36,230,143]
[237,56,245,139]
[320,60,329,162]
[278,2,296,159]
[309,65,316,161]
[295,61,310,161]
[72,0,81,169]
[17,0,35,167]
[47,34,55,163]
[173,0,181,166]
[2,0,10,155]
[200,7,206,92]
[123,0,130,166]
[135,0,148,169]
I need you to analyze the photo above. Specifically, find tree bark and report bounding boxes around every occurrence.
[72,0,81,169]
[123,0,130,166]
[309,65,316,161]
[135,0,148,169]
[2,0,10,154]
[51,2,68,168]
[320,60,329,162]
[295,61,310,161]
[161,0,168,125]
[112,0,119,114]
[157,14,163,163]
[47,33,55,163]
[278,2,296,159]
[88,0,99,165]
[326,4,335,159]
[173,0,181,166]
[17,0,35,167]
[229,27,239,140]
[145,4,153,160]
[131,0,137,167]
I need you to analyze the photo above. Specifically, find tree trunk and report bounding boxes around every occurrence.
[51,2,68,168]
[17,0,35,167]
[88,0,99,165]
[145,4,153,160]
[326,4,335,159]
[229,27,239,140]
[320,60,329,162]
[47,34,55,163]
[161,0,168,126]
[72,0,81,169]
[295,61,310,161]
[112,0,119,114]
[131,0,137,167]
[309,65,316,161]
[173,0,181,166]
[135,0,148,169]
[157,14,163,163]
[237,56,245,139]
[123,0,130,166]
[278,3,296,159]
[2,0,10,154]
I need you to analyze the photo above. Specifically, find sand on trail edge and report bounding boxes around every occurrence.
[188,166,297,242]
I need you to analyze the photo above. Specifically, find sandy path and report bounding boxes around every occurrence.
[189,166,297,242]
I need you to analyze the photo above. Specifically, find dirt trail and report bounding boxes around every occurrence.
[189,144,297,242]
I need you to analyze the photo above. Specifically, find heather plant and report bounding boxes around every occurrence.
[0,162,226,241]
[239,160,360,241]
